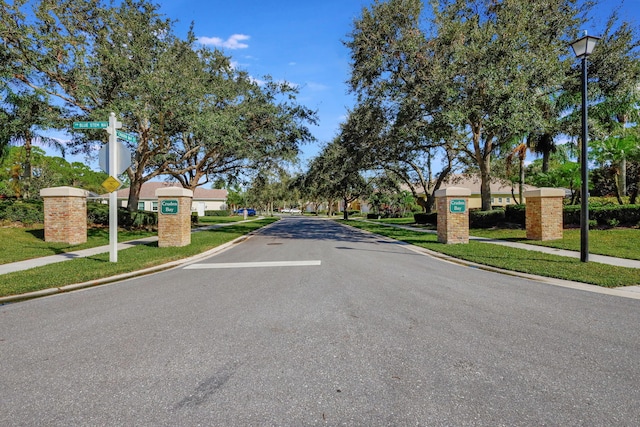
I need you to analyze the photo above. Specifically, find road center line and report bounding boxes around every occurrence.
[184,260,322,269]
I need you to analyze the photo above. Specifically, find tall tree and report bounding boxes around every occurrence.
[345,0,459,212]
[0,89,64,198]
[429,0,585,210]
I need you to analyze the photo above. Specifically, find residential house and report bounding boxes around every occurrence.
[112,182,228,216]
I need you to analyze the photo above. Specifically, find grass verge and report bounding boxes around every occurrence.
[0,216,248,265]
[341,220,640,288]
[0,218,277,298]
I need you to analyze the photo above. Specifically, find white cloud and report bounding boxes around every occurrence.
[306,82,328,91]
[197,34,250,49]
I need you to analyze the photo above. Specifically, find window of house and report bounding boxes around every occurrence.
[137,201,145,210]
[506,197,511,203]
[152,201,158,211]
[498,197,503,203]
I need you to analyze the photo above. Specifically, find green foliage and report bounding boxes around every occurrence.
[563,204,640,227]
[204,210,231,217]
[0,199,43,225]
[414,212,437,225]
[505,204,526,227]
[469,209,505,229]
[87,202,157,229]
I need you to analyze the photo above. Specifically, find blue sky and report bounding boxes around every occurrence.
[42,0,639,171]
[157,0,372,167]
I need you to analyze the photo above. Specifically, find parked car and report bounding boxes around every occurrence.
[235,208,256,216]
[280,208,302,214]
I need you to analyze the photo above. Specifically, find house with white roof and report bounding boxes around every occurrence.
[112,182,228,216]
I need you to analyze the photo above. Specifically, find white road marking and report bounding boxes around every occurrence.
[184,260,321,269]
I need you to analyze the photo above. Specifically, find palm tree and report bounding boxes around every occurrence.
[2,90,64,198]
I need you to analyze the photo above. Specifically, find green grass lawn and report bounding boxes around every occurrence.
[0,216,256,265]
[344,220,640,288]
[469,227,640,260]
[366,217,640,261]
[0,218,277,298]
[196,215,247,224]
[0,226,156,264]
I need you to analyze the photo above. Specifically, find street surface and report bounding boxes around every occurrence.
[1,217,639,426]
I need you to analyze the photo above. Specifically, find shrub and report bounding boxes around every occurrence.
[414,212,437,225]
[563,204,640,227]
[204,210,231,216]
[87,202,110,225]
[0,199,44,225]
[470,208,505,228]
[87,202,157,229]
[505,204,526,227]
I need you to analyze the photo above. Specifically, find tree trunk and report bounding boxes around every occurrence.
[542,148,550,173]
[127,175,143,212]
[619,157,627,198]
[479,156,492,211]
[519,157,525,204]
[343,197,349,220]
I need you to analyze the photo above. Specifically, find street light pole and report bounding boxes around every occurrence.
[570,31,600,263]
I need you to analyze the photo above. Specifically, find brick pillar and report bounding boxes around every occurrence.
[524,188,565,241]
[156,187,193,247]
[40,186,88,244]
[435,187,471,244]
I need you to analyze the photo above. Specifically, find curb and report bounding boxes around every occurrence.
[338,220,640,301]
[0,230,260,304]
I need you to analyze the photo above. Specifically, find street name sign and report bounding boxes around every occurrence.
[116,130,138,144]
[160,199,179,215]
[449,199,467,213]
[73,121,108,129]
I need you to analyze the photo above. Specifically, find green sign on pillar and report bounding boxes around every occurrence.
[160,199,179,215]
[449,199,466,213]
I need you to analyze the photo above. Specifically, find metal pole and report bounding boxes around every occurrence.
[109,113,119,263]
[580,57,589,262]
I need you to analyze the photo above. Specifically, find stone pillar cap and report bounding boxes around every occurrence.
[524,188,566,198]
[155,187,193,197]
[434,187,471,197]
[40,186,89,197]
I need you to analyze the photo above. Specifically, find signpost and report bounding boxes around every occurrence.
[106,113,122,262]
[74,114,137,262]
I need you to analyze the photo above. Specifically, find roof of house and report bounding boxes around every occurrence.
[114,182,227,200]
[406,174,537,196]
[439,174,537,195]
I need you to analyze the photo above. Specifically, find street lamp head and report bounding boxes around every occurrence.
[570,32,600,59]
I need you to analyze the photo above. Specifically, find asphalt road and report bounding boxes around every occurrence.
[1,217,639,426]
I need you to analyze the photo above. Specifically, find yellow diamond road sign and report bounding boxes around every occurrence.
[102,176,122,193]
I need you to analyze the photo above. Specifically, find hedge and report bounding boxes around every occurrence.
[0,199,44,225]
[204,210,231,216]
[87,202,157,229]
